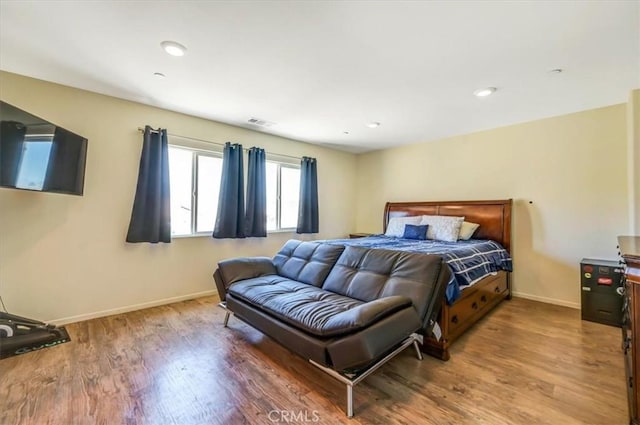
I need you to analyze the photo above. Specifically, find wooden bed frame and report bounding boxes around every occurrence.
[383,199,513,361]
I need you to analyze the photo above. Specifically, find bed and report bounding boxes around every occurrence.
[324,199,512,361]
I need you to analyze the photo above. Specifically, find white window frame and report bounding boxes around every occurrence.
[267,160,301,232]
[168,137,223,238]
[193,149,222,236]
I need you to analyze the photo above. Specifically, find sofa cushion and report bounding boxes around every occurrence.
[272,240,345,287]
[227,276,413,337]
[321,245,446,321]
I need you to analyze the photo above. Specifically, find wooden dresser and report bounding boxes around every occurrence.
[619,236,640,424]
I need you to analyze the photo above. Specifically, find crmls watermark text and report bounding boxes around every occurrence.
[267,410,320,423]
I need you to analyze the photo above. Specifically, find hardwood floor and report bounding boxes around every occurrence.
[0,297,627,425]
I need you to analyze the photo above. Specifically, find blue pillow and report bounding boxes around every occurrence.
[403,224,428,240]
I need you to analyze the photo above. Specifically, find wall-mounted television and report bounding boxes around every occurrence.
[0,101,87,196]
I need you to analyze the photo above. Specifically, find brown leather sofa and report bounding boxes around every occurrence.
[213,239,450,417]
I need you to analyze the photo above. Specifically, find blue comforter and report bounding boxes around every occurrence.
[316,235,512,304]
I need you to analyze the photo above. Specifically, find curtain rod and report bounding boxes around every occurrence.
[137,127,301,161]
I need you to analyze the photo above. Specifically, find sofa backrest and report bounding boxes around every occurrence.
[273,240,345,287]
[321,245,450,322]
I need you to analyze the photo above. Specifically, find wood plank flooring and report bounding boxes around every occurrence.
[0,297,627,425]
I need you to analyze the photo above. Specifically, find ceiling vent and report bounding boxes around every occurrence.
[247,117,276,127]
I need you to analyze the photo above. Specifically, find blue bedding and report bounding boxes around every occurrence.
[316,235,513,304]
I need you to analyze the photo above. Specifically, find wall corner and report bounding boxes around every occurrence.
[628,89,640,234]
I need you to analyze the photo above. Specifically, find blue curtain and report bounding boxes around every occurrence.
[126,126,171,243]
[213,142,246,238]
[296,156,319,234]
[245,147,267,237]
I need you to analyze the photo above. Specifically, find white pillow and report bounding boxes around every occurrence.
[458,221,480,240]
[419,215,464,242]
[385,216,423,237]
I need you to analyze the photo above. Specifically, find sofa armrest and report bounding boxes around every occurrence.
[214,257,277,300]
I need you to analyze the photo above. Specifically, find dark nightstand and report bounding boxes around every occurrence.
[349,233,373,239]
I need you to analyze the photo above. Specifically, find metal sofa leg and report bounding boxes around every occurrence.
[413,340,423,360]
[347,383,354,418]
[219,302,232,327]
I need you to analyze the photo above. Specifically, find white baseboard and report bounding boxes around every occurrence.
[49,289,218,326]
[47,289,578,326]
[511,291,580,310]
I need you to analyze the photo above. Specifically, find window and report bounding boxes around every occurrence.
[168,144,300,236]
[168,145,223,236]
[266,161,300,231]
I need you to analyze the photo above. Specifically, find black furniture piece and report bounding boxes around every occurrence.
[214,239,450,417]
[580,258,624,327]
[0,311,69,359]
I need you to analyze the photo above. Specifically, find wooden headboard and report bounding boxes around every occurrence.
[383,199,513,253]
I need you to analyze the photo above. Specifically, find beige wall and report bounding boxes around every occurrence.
[0,69,632,320]
[356,105,629,307]
[0,71,357,323]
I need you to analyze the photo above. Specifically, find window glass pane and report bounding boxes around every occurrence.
[168,146,193,235]
[280,167,300,229]
[266,162,278,231]
[15,140,53,190]
[196,155,223,233]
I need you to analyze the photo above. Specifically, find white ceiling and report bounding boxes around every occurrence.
[1,1,638,153]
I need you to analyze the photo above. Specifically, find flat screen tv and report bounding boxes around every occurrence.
[0,101,87,196]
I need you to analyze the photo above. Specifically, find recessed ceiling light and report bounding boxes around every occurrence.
[366,122,381,128]
[153,72,166,78]
[473,87,497,97]
[161,41,187,57]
